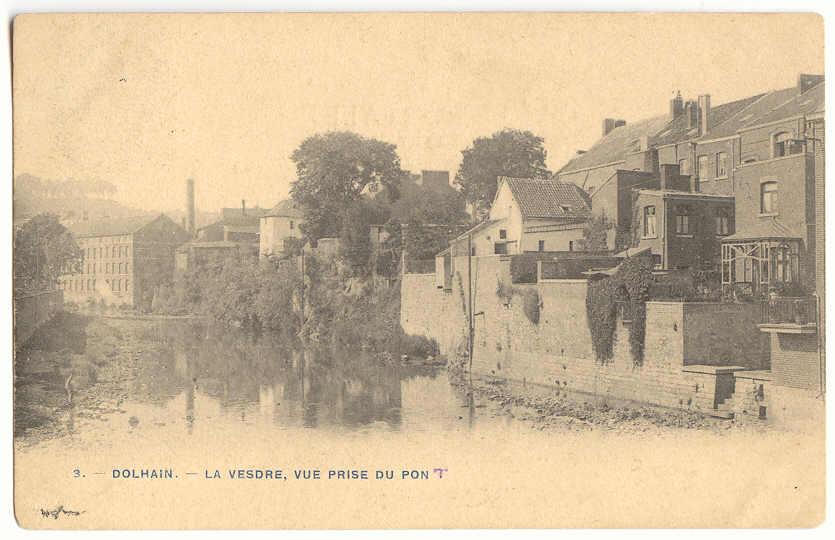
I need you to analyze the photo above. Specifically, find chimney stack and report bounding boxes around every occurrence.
[798,73,824,95]
[241,199,246,215]
[698,94,711,136]
[685,100,698,130]
[603,118,626,136]
[670,91,684,118]
[186,178,195,237]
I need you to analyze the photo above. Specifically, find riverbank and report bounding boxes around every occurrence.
[446,359,766,435]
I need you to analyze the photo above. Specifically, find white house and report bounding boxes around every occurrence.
[259,199,305,258]
[449,176,591,257]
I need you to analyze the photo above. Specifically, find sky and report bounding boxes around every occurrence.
[12,13,824,214]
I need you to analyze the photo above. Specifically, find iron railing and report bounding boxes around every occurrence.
[761,296,818,325]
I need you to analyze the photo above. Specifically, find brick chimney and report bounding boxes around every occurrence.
[659,163,691,192]
[186,178,195,237]
[698,94,711,136]
[669,91,684,118]
[798,73,824,95]
[603,118,626,136]
[685,100,699,130]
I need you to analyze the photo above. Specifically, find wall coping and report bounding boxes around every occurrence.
[539,278,588,284]
[682,364,749,375]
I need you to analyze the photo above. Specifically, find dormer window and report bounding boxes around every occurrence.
[559,205,571,213]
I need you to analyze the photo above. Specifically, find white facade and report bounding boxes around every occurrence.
[259,214,303,258]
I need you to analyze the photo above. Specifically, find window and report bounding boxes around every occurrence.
[715,208,731,236]
[290,220,294,230]
[124,279,129,292]
[125,263,129,274]
[499,229,507,240]
[697,155,709,180]
[678,158,690,175]
[471,246,476,256]
[716,152,728,177]
[771,131,790,157]
[538,240,545,252]
[675,205,691,235]
[643,206,657,238]
[494,243,507,255]
[568,241,574,252]
[761,182,778,214]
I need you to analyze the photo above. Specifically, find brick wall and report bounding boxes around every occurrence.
[400,273,468,357]
[769,332,822,390]
[681,302,769,369]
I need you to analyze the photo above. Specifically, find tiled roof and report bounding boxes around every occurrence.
[751,81,824,128]
[652,94,765,147]
[266,199,305,219]
[501,177,591,219]
[558,115,669,173]
[68,214,161,238]
[559,78,825,174]
[699,87,798,139]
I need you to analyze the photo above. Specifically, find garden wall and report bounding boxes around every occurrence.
[401,255,771,413]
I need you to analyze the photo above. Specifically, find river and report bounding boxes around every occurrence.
[14,313,525,452]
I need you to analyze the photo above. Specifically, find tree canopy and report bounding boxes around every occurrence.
[290,131,405,240]
[14,213,82,293]
[454,128,551,218]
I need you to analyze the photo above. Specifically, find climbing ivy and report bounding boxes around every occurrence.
[585,277,618,362]
[585,257,653,365]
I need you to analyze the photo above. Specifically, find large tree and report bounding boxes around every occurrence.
[290,131,405,240]
[454,128,551,218]
[14,213,82,292]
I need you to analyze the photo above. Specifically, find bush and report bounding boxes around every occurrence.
[520,288,541,324]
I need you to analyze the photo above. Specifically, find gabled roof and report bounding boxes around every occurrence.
[500,177,591,219]
[699,86,799,139]
[751,81,825,128]
[68,214,162,238]
[266,199,305,219]
[558,115,669,174]
[451,218,507,243]
[652,94,765,146]
[220,207,270,227]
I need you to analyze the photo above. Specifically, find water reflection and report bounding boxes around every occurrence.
[16,316,507,445]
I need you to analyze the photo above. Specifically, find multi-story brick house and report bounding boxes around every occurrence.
[60,214,190,309]
[558,73,826,401]
[557,73,824,295]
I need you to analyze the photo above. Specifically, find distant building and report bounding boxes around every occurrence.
[174,200,265,272]
[198,200,267,244]
[59,214,189,308]
[259,199,305,258]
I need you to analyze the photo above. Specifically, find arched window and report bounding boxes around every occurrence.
[760,181,778,214]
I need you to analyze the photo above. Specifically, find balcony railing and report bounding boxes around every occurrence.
[761,296,818,326]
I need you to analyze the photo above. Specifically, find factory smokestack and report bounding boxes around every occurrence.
[187,178,195,237]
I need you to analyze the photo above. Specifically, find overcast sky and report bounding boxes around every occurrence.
[13,13,823,214]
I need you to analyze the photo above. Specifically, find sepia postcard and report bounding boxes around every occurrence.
[11,12,826,529]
